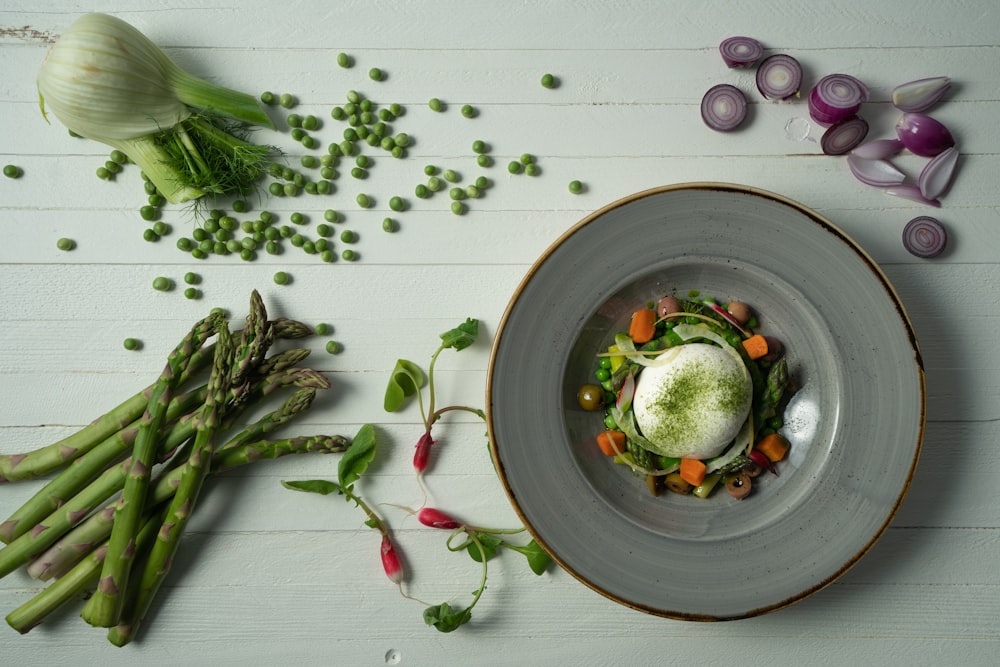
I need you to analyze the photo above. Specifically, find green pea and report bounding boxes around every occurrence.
[427,176,443,192]
[355,155,370,168]
[190,248,207,259]
[389,196,405,212]
[302,115,320,131]
[268,182,284,196]
[360,99,373,112]
[428,97,443,111]
[378,108,394,122]
[104,160,122,174]
[424,164,438,176]
[273,271,291,285]
[449,187,465,201]
[371,121,387,137]
[144,180,158,195]
[415,183,429,198]
[109,150,128,164]
[240,249,256,261]
[340,229,357,243]
[301,135,318,150]
[604,414,617,429]
[525,163,539,176]
[56,237,76,251]
[176,237,193,251]
[183,272,200,285]
[465,185,480,199]
[475,176,489,189]
[320,249,335,262]
[287,113,303,128]
[3,164,22,179]
[369,67,384,81]
[301,155,318,169]
[595,368,611,382]
[96,166,111,180]
[461,104,476,118]
[451,201,467,215]
[520,153,534,165]
[320,166,336,180]
[304,181,318,195]
[289,212,304,225]
[540,73,557,89]
[224,240,240,254]
[337,52,352,68]
[143,229,158,242]
[260,91,276,105]
[301,240,316,254]
[283,183,300,197]
[279,93,297,108]
[122,337,141,351]
[152,221,170,236]
[368,134,383,148]
[443,169,459,183]
[315,322,332,335]
[184,287,201,300]
[507,161,523,174]
[265,241,280,255]
[316,223,332,237]
[290,234,305,247]
[351,167,367,179]
[393,133,410,148]
[138,205,156,221]
[232,199,249,213]
[325,340,342,354]
[152,276,173,292]
[315,238,329,252]
[477,154,491,168]
[382,217,397,232]
[472,140,488,154]
[324,209,340,223]
[360,111,375,126]
[356,193,372,208]
[340,140,356,156]
[259,211,274,224]
[568,180,584,194]
[389,103,403,116]
[380,137,395,151]
[341,249,358,261]
[391,146,405,159]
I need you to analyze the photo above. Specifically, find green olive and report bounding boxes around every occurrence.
[576,384,605,411]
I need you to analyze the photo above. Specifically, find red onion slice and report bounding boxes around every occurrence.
[886,184,942,208]
[918,146,959,199]
[808,74,870,126]
[847,155,906,187]
[851,138,904,160]
[719,36,764,68]
[701,84,748,132]
[820,116,869,155]
[755,54,803,101]
[892,76,951,113]
[895,113,956,157]
[902,216,947,258]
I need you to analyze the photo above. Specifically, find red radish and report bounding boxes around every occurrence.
[705,301,751,337]
[413,431,435,473]
[417,507,463,530]
[749,449,778,476]
[380,534,403,584]
[616,370,636,413]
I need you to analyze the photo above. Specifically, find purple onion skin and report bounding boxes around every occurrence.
[892,77,951,113]
[902,216,947,258]
[886,184,942,208]
[701,84,748,132]
[895,113,956,157]
[719,36,764,68]
[918,146,959,200]
[821,116,869,156]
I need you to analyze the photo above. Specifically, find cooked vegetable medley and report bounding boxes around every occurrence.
[578,294,794,500]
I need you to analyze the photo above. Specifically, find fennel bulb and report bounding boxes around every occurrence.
[37,13,275,203]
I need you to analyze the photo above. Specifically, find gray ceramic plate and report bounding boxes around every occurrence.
[487,183,925,620]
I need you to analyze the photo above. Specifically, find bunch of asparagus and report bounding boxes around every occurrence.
[0,290,351,644]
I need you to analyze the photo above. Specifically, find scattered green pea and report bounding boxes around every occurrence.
[56,237,76,251]
[325,340,342,354]
[427,176,443,192]
[472,140,488,154]
[477,154,491,168]
[393,133,410,148]
[315,322,332,335]
[369,67,383,81]
[540,73,557,89]
[451,201,467,215]
[568,179,584,194]
[337,52,352,68]
[152,276,173,292]
[109,150,128,164]
[139,205,157,221]
[104,161,122,174]
[449,187,466,201]
[443,169,459,183]
[265,241,280,255]
[182,272,199,285]
[382,217,397,232]
[507,161,523,174]
[461,104,476,118]
[475,175,489,189]
[356,193,372,208]
[351,167,367,179]
[279,93,297,108]
[232,199,249,213]
[340,229,357,243]
[520,153,534,165]
[143,229,158,242]
[301,240,316,254]
[428,97,443,112]
[283,183,299,197]
[316,223,332,237]
[268,182,284,196]
[330,107,346,121]
[273,271,291,285]
[324,209,340,223]
[424,165,438,176]
[525,163,539,176]
[290,211,306,225]
[152,222,170,237]
[176,238,193,251]
[315,238,329,252]
[391,146,405,159]
[320,166,336,180]
[96,166,111,180]
[465,185,480,198]
[260,91,276,105]
[302,115,320,131]
[341,249,358,261]
[301,135,318,150]
[122,337,141,351]
[184,287,201,300]
[287,113,303,128]
[301,155,318,169]
[389,196,405,212]
[415,184,429,198]
[3,164,22,179]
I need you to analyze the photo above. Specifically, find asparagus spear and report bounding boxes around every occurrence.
[109,322,235,645]
[80,312,223,628]
[0,386,206,544]
[0,336,216,484]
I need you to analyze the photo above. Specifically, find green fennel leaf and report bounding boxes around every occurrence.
[439,318,479,352]
[423,602,473,633]
[383,359,426,412]
[280,479,343,496]
[338,423,377,489]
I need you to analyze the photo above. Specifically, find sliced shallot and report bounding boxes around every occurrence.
[902,216,947,258]
[808,74,870,126]
[719,36,764,68]
[886,184,941,208]
[820,116,869,155]
[851,138,904,160]
[918,146,959,199]
[891,76,951,113]
[895,113,956,157]
[755,54,803,101]
[846,155,905,187]
[701,84,748,132]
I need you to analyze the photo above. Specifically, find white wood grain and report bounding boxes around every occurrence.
[2,0,999,663]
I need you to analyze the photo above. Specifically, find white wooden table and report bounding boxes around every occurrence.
[2,1,998,664]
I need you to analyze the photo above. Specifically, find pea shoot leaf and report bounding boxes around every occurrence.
[383,359,426,412]
[280,479,342,496]
[423,602,473,633]
[465,532,503,563]
[521,540,554,576]
[439,318,479,352]
[338,423,377,490]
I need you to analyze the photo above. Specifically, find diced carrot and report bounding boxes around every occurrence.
[628,308,657,344]
[741,333,769,360]
[755,433,790,462]
[678,458,707,487]
[596,429,627,457]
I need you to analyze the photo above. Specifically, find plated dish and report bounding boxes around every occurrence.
[487,183,925,620]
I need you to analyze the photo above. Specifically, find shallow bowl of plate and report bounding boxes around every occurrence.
[486,182,925,620]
